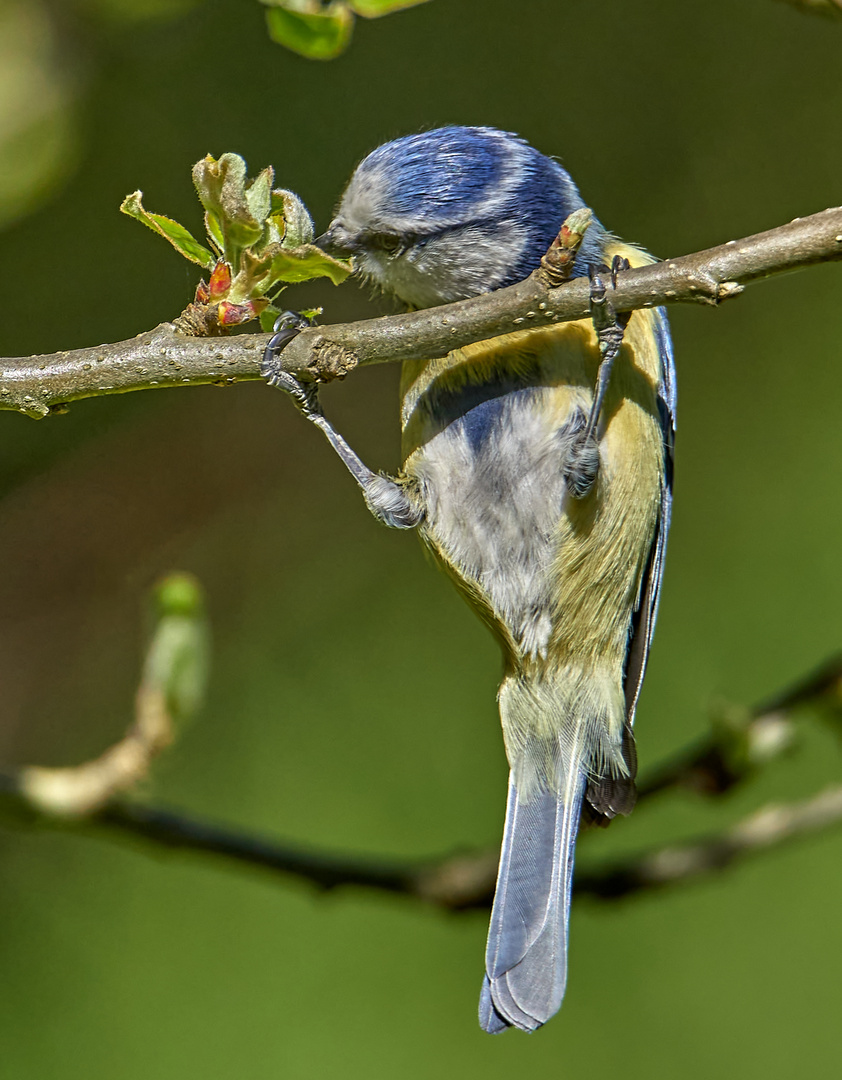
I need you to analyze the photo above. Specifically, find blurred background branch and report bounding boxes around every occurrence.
[777,0,842,17]
[4,777,842,910]
[2,635,840,909]
[5,573,208,817]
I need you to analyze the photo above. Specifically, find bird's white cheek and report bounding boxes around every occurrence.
[358,251,447,308]
[354,252,390,289]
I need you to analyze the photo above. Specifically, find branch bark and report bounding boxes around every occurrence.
[2,207,841,418]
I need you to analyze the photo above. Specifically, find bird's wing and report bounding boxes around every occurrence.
[623,305,676,724]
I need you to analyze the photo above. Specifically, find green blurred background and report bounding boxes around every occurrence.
[1,0,841,1075]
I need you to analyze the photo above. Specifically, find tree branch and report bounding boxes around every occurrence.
[637,653,842,800]
[2,207,840,418]
[574,786,842,901]
[1,647,841,907]
[2,779,841,910]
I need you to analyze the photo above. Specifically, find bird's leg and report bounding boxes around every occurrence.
[585,256,632,439]
[563,257,631,500]
[261,313,423,529]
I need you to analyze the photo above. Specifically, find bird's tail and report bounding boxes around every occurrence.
[479,767,585,1033]
[480,672,627,1033]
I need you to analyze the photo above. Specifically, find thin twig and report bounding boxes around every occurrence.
[18,686,173,818]
[2,782,841,909]
[1,651,840,904]
[637,653,842,799]
[574,786,842,900]
[2,207,840,417]
[10,573,208,818]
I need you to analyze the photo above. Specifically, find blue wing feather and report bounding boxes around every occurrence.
[623,306,676,724]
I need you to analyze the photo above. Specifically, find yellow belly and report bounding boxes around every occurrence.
[397,244,666,780]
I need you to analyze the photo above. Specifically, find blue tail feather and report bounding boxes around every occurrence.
[480,769,586,1032]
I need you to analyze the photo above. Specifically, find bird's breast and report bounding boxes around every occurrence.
[400,309,665,673]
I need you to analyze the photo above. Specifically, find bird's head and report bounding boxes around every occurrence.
[318,126,604,310]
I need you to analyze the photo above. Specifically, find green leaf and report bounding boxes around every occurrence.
[120,191,215,268]
[263,2,354,60]
[273,188,315,247]
[192,153,268,259]
[785,0,842,19]
[350,0,430,15]
[259,303,283,333]
[245,166,273,225]
[144,573,210,726]
[204,210,224,251]
[266,244,352,285]
[154,572,204,618]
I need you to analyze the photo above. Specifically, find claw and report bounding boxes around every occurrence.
[582,259,632,445]
[610,254,630,288]
[261,317,321,419]
[588,264,607,312]
[273,310,317,333]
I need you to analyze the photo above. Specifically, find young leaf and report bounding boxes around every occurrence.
[273,189,315,247]
[145,572,209,726]
[204,210,224,251]
[218,299,269,326]
[245,167,273,226]
[208,260,232,300]
[262,1,354,60]
[120,191,215,268]
[350,0,430,15]
[192,154,268,257]
[267,244,352,285]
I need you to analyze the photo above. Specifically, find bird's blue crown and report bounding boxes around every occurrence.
[324,126,606,306]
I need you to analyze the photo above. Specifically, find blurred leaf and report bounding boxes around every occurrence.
[262,1,354,59]
[350,0,430,15]
[0,1,80,228]
[777,0,842,17]
[120,191,216,267]
[145,573,210,726]
[78,0,205,20]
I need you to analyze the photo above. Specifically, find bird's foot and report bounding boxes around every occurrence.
[261,311,321,419]
[585,256,631,440]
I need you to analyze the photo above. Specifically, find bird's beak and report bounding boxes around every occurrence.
[315,226,356,258]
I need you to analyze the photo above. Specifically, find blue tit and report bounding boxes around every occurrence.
[263,126,676,1033]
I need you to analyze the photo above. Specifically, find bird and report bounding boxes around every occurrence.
[262,125,676,1033]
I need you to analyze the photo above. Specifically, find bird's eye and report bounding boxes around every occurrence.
[367,231,405,254]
